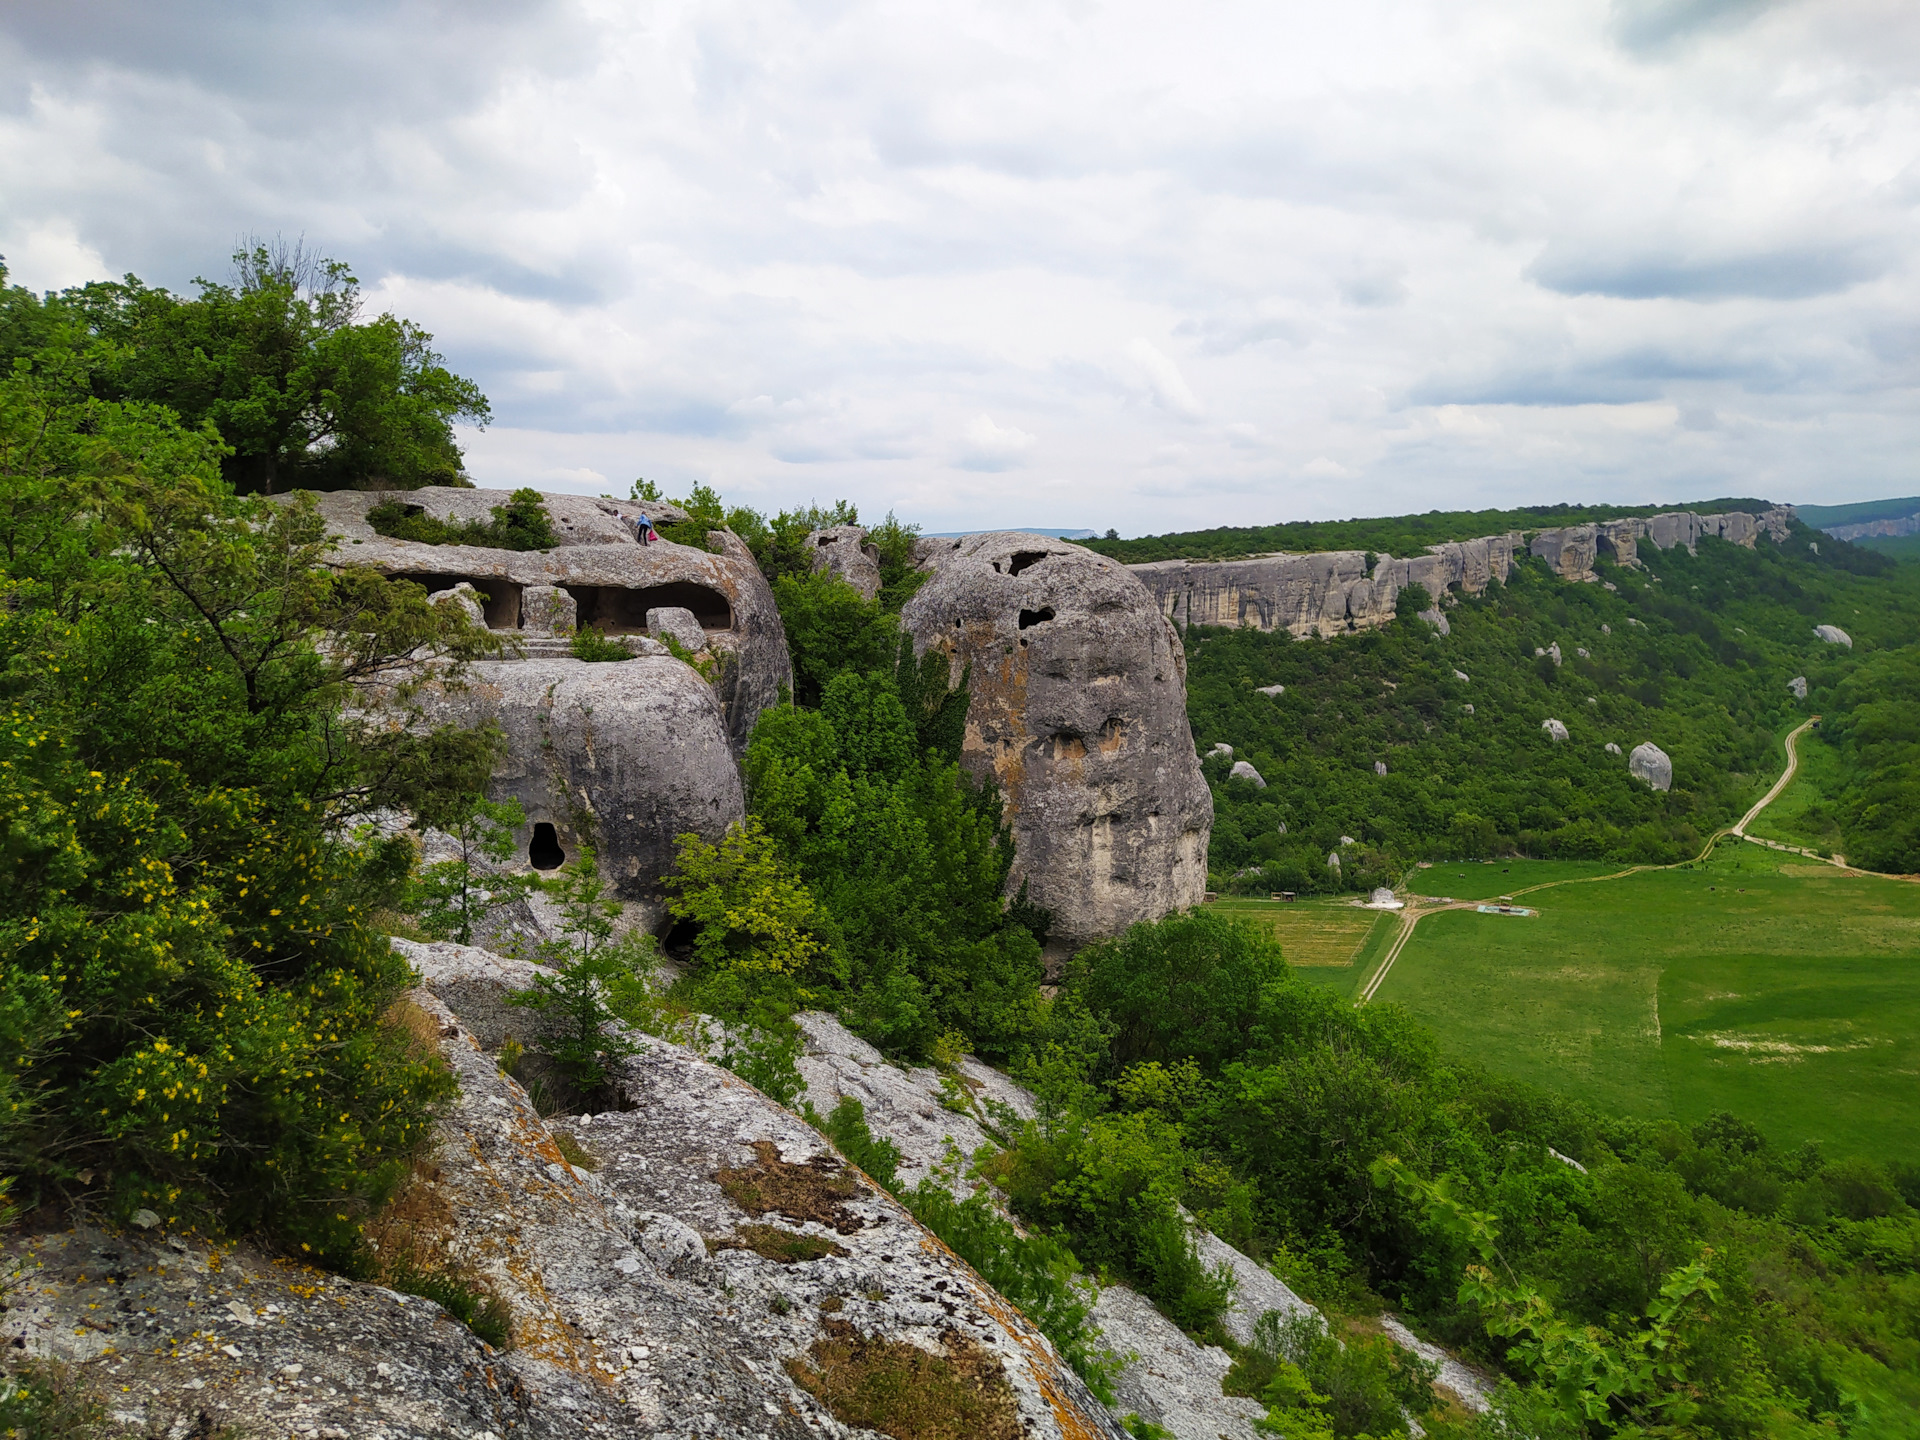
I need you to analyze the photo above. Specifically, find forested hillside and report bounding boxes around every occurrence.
[1178,519,1920,890]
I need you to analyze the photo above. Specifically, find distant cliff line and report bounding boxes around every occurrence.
[1130,505,1796,637]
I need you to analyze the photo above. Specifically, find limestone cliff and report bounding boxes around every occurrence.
[900,532,1212,954]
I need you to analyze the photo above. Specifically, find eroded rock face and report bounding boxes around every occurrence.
[1542,718,1569,742]
[1229,760,1267,788]
[1630,741,1674,791]
[1129,533,1520,638]
[1789,675,1809,700]
[1532,525,1599,579]
[901,532,1211,953]
[400,656,744,906]
[308,486,791,750]
[805,525,882,602]
[1814,625,1853,648]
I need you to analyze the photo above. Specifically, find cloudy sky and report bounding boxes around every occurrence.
[2,0,1916,534]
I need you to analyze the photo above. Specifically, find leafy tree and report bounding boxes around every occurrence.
[0,245,489,494]
[0,356,495,1258]
[409,796,535,945]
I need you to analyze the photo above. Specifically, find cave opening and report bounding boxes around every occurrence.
[529,822,566,870]
[1018,606,1055,629]
[563,581,733,634]
[1008,551,1049,575]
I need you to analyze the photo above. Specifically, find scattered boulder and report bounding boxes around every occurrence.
[1254,683,1286,697]
[437,580,486,626]
[1463,703,1475,715]
[1814,625,1853,648]
[900,533,1212,953]
[1547,642,1563,666]
[1576,646,1590,658]
[1542,718,1569,742]
[1629,741,1673,791]
[1207,742,1235,759]
[1605,742,1622,755]
[1229,760,1267,788]
[1453,669,1470,682]
[1601,623,1611,635]
[395,657,745,909]
[1418,607,1450,635]
[805,524,882,602]
[1276,821,1287,835]
[521,583,576,635]
[646,605,706,652]
[306,486,793,751]
[1327,851,1342,870]
[1374,761,1388,776]
[1340,835,1356,846]
[1789,675,1809,700]
[1366,886,1403,909]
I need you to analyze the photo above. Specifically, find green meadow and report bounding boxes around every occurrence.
[1368,843,1920,1161]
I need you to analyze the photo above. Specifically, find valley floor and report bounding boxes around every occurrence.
[1358,846,1920,1160]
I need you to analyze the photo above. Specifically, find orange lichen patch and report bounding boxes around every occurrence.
[706,1224,848,1265]
[714,1141,864,1235]
[785,1320,1020,1440]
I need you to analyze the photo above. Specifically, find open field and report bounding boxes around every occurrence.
[1372,841,1920,1160]
[1210,897,1391,996]
[1412,859,1633,901]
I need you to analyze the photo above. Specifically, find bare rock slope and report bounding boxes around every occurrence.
[4,942,1127,1440]
[901,532,1212,953]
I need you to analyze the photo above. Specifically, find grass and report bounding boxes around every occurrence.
[1744,727,1849,857]
[709,1223,848,1264]
[1211,897,1395,998]
[1373,841,1920,1160]
[785,1321,1022,1440]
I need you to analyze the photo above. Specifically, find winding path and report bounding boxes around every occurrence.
[1353,716,1873,1006]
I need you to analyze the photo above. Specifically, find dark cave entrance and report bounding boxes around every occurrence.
[529,822,566,870]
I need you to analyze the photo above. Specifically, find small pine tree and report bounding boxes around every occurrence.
[411,796,536,944]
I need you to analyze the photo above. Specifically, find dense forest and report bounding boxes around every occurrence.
[1180,520,1920,889]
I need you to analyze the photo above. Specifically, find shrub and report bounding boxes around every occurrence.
[368,487,556,550]
[570,625,638,661]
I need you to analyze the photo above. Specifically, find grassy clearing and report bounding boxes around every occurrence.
[1409,859,1636,900]
[1210,897,1391,998]
[1744,727,1849,856]
[1375,840,1920,1159]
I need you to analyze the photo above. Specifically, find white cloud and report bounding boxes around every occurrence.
[958,413,1037,471]
[2,0,1918,533]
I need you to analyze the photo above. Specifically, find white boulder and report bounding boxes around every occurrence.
[1542,718,1569,742]
[1629,741,1673,791]
[1228,759,1267,788]
[1813,625,1852,648]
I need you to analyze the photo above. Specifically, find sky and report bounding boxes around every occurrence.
[2,0,1917,536]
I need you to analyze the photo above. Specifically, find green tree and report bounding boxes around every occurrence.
[409,797,535,945]
[0,244,490,494]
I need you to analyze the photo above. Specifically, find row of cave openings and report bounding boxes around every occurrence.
[394,574,734,634]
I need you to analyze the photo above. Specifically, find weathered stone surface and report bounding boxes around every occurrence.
[645,605,706,652]
[1378,1316,1493,1413]
[1463,703,1475,715]
[1229,759,1267,788]
[1789,675,1809,700]
[1546,641,1563,666]
[1453,669,1470,683]
[1094,1285,1265,1440]
[398,657,744,905]
[805,525,882,602]
[1531,525,1598,579]
[901,533,1211,953]
[439,579,486,625]
[1605,742,1623,755]
[1542,718,1569,742]
[1254,683,1285,697]
[407,941,1131,1440]
[792,1011,1034,1192]
[1814,625,1853,648]
[1374,760,1388,776]
[1630,741,1673,791]
[521,583,577,635]
[1417,607,1450,635]
[307,486,791,750]
[1129,534,1520,638]
[1327,850,1342,870]
[1207,742,1234,759]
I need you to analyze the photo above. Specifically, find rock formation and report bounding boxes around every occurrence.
[1629,741,1673,791]
[1606,742,1622,755]
[1814,625,1853,648]
[399,656,745,910]
[1543,507,1795,579]
[1542,718,1569,742]
[1418,607,1450,634]
[1129,533,1521,638]
[1229,760,1267,788]
[4,943,1128,1439]
[1789,676,1809,700]
[309,486,791,751]
[1254,683,1286,697]
[1374,761,1388,776]
[900,532,1211,953]
[805,524,883,602]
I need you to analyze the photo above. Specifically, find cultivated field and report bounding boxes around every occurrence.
[1210,897,1391,994]
[1371,843,1920,1161]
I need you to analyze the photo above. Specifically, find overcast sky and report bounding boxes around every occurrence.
[2,0,1916,534]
